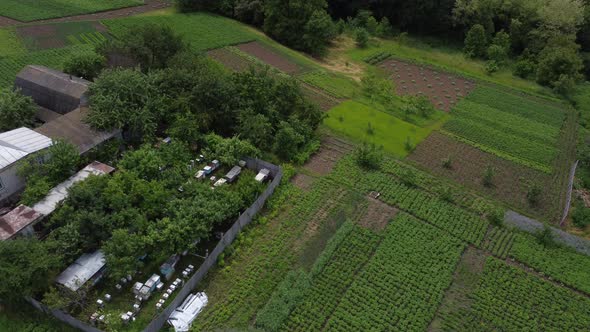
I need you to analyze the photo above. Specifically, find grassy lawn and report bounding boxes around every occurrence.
[345,36,556,98]
[0,0,143,22]
[324,100,445,157]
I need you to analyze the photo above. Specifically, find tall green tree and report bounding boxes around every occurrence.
[464,24,488,58]
[0,88,37,132]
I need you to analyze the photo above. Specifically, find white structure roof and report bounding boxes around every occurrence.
[168,293,208,332]
[56,250,106,292]
[0,127,52,169]
[32,161,115,215]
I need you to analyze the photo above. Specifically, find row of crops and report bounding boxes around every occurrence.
[481,226,514,259]
[192,179,355,331]
[441,258,590,331]
[329,156,489,245]
[443,86,566,172]
[281,225,381,331]
[509,232,590,294]
[0,44,92,89]
[0,0,142,22]
[321,213,465,331]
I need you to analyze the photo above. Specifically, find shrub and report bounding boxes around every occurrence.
[572,206,590,228]
[404,137,414,152]
[527,183,542,206]
[63,52,106,80]
[366,122,375,135]
[441,156,453,169]
[354,143,383,170]
[514,58,536,78]
[482,164,495,187]
[536,225,557,248]
[487,210,504,227]
[355,28,369,48]
[485,60,499,74]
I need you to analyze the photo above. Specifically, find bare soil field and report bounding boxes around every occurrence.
[207,47,255,72]
[378,59,476,112]
[16,21,106,50]
[237,41,302,74]
[408,132,554,220]
[357,197,398,231]
[291,173,316,191]
[303,136,354,175]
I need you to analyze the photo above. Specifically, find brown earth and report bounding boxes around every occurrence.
[291,173,316,191]
[0,0,171,27]
[357,197,398,231]
[208,47,256,72]
[303,136,354,176]
[378,59,476,112]
[408,132,553,220]
[237,41,301,74]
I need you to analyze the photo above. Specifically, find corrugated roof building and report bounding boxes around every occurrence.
[0,205,43,241]
[15,65,90,115]
[56,250,106,292]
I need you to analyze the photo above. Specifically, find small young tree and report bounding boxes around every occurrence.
[355,28,370,48]
[482,164,495,187]
[0,88,37,131]
[366,16,379,35]
[442,156,453,169]
[63,52,106,80]
[527,183,542,206]
[404,136,414,152]
[536,225,557,248]
[487,209,504,227]
[376,17,394,37]
[572,206,590,228]
[354,143,383,170]
[464,24,488,58]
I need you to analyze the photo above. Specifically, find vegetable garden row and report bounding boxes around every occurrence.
[441,258,590,331]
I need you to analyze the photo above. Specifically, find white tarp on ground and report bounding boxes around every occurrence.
[167,293,208,332]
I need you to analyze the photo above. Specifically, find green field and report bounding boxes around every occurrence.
[102,12,258,52]
[442,86,566,172]
[0,0,143,22]
[299,70,359,99]
[440,258,590,331]
[324,101,441,157]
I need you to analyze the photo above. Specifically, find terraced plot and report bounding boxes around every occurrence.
[0,0,143,22]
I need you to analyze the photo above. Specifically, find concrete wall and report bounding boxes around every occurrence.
[0,164,25,207]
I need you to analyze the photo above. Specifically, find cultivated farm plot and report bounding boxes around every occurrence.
[207,47,256,72]
[408,132,555,221]
[357,196,398,231]
[378,58,476,112]
[0,0,143,22]
[443,85,565,172]
[16,21,107,50]
[303,136,354,175]
[237,41,310,75]
[440,258,590,331]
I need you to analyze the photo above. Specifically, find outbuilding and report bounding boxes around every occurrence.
[56,250,107,292]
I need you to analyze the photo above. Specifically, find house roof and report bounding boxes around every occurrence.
[55,250,106,292]
[0,205,43,241]
[32,161,115,216]
[35,107,120,154]
[16,65,89,100]
[0,127,53,169]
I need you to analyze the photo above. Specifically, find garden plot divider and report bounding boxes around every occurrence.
[26,158,282,332]
[143,157,282,332]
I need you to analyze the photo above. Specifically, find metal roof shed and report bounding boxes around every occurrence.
[0,127,53,170]
[0,205,43,241]
[56,250,106,292]
[15,65,90,115]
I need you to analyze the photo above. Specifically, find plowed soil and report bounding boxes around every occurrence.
[208,47,256,72]
[408,132,553,218]
[378,59,476,112]
[303,136,354,175]
[357,197,398,231]
[237,41,301,74]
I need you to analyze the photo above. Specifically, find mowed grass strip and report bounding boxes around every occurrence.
[0,0,143,22]
[324,101,438,157]
[102,12,258,52]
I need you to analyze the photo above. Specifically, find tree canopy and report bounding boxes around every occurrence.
[0,88,37,132]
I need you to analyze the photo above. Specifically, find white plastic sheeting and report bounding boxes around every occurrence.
[167,293,208,332]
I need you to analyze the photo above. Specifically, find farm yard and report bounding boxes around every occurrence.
[0,2,589,332]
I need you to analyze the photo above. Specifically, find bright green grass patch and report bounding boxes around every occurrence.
[347,36,555,98]
[0,28,26,57]
[356,96,448,128]
[0,44,93,89]
[299,70,359,99]
[0,0,143,22]
[102,12,258,53]
[324,100,442,157]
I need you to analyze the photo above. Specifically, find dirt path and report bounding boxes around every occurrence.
[0,0,172,27]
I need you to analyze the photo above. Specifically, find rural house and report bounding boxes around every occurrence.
[0,127,53,205]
